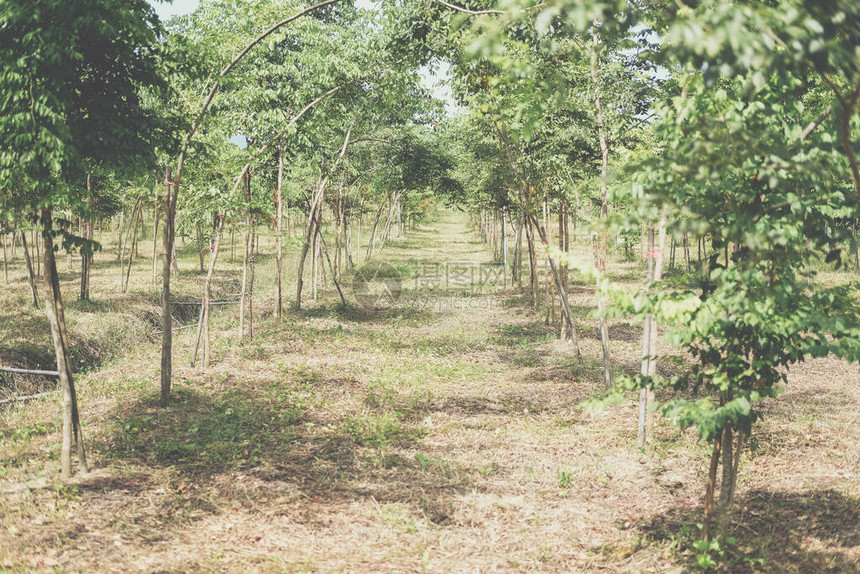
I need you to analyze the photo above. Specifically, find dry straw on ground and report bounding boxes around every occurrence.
[1,212,858,572]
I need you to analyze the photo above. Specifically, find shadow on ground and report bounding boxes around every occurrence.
[92,379,489,528]
[640,488,860,573]
[290,301,440,325]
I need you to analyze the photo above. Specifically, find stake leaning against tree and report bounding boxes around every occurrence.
[20,229,39,308]
[296,116,357,310]
[202,214,226,367]
[528,213,581,360]
[191,85,353,364]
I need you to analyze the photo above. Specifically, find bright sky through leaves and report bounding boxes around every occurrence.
[148,0,199,19]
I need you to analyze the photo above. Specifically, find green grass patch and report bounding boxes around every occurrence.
[102,387,305,474]
[343,412,423,448]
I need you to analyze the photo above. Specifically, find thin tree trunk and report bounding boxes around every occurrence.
[276,143,284,320]
[589,25,613,390]
[647,217,667,422]
[152,196,160,286]
[346,206,354,269]
[2,233,8,283]
[135,209,143,259]
[525,216,538,308]
[854,219,859,268]
[559,202,568,291]
[21,230,39,308]
[120,195,142,292]
[593,240,612,390]
[248,229,256,339]
[513,214,523,287]
[356,209,362,265]
[501,205,508,286]
[319,204,327,290]
[637,228,657,449]
[728,430,744,508]
[311,208,319,301]
[297,117,356,308]
[716,422,734,536]
[239,171,253,339]
[669,236,676,271]
[116,202,125,262]
[40,208,88,478]
[492,209,498,259]
[80,175,92,301]
[296,177,326,310]
[191,302,205,367]
[35,230,41,276]
[530,214,581,359]
[542,195,548,239]
[698,236,702,265]
[201,214,226,368]
[171,242,179,276]
[590,25,610,276]
[197,223,205,273]
[123,199,143,293]
[683,233,691,271]
[318,231,347,306]
[334,185,342,279]
[364,204,384,260]
[702,423,723,542]
[161,167,177,406]
[637,213,666,447]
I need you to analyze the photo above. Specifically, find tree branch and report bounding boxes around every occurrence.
[227,80,353,198]
[434,0,547,16]
[161,0,343,399]
[801,105,831,141]
[177,0,343,185]
[821,74,860,198]
[434,0,504,16]
[220,0,341,78]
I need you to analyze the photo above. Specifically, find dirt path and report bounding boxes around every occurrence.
[1,211,859,572]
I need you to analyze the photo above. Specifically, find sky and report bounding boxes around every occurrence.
[149,0,373,19]
[149,0,199,20]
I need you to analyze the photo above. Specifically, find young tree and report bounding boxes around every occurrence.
[0,0,164,477]
[621,0,860,544]
[154,0,357,403]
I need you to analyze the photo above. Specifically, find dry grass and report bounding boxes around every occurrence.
[0,211,858,573]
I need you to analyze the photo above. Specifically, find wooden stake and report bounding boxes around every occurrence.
[21,230,39,308]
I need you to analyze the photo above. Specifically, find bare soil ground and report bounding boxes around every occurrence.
[1,211,858,573]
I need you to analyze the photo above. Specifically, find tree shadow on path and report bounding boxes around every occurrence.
[640,488,860,573]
